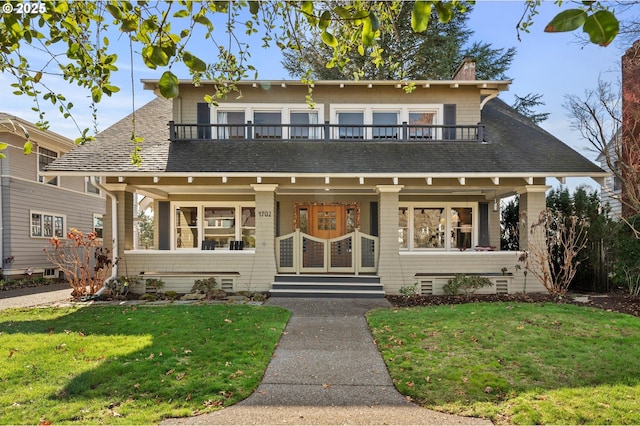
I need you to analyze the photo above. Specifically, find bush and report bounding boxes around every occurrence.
[443,274,493,295]
[399,283,418,297]
[191,277,217,299]
[610,215,640,296]
[164,291,179,301]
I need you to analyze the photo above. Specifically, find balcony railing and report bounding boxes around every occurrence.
[169,121,485,142]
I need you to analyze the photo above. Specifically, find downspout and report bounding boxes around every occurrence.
[90,176,118,297]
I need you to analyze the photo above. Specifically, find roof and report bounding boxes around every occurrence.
[46,96,605,178]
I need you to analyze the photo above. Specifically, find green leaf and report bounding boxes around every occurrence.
[33,72,42,83]
[23,140,33,155]
[158,71,179,99]
[434,2,453,23]
[91,87,102,103]
[321,30,338,48]
[0,142,8,152]
[105,3,122,19]
[121,16,138,32]
[183,51,207,72]
[362,15,375,47]
[319,10,331,30]
[147,45,170,67]
[582,10,619,46]
[333,6,350,19]
[173,9,190,18]
[248,1,259,15]
[412,1,432,33]
[544,9,587,32]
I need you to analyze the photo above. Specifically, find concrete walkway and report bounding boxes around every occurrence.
[162,298,491,425]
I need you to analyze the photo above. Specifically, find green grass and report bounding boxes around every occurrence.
[367,302,640,424]
[0,304,290,424]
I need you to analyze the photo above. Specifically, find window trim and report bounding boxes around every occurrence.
[171,202,256,251]
[30,210,66,239]
[211,103,325,140]
[399,202,477,252]
[86,176,102,195]
[38,146,60,186]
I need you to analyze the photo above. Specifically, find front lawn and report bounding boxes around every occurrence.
[0,304,290,424]
[368,302,640,424]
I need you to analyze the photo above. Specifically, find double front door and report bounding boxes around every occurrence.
[297,203,357,239]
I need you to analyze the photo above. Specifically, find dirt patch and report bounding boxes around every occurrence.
[386,292,640,317]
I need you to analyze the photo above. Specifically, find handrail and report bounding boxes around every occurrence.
[169,121,484,142]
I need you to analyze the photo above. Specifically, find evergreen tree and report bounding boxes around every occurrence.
[282,2,516,81]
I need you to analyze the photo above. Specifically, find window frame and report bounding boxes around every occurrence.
[30,210,66,238]
[171,202,256,250]
[86,176,102,195]
[398,202,477,252]
[211,103,325,140]
[93,213,104,240]
[38,146,60,186]
[330,104,443,140]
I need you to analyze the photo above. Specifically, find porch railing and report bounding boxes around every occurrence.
[169,121,484,143]
[275,229,379,274]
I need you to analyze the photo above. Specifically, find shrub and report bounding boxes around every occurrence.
[399,283,418,297]
[191,277,218,299]
[609,215,640,296]
[443,274,493,295]
[105,276,141,298]
[44,228,112,297]
[164,291,179,301]
[145,278,165,292]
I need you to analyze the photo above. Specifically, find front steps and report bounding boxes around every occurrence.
[270,275,385,298]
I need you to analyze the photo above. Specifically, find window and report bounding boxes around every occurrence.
[290,111,319,139]
[31,211,65,238]
[409,112,436,140]
[174,204,256,250]
[337,112,364,139]
[93,214,104,239]
[175,206,199,248]
[399,204,475,251]
[216,111,245,139]
[613,161,622,191]
[373,112,398,139]
[86,176,101,195]
[38,147,59,185]
[254,111,282,139]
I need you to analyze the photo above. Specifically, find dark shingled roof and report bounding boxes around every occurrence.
[47,96,603,176]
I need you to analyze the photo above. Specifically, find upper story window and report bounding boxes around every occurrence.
[38,147,59,186]
[373,112,399,139]
[290,111,319,139]
[254,111,282,139]
[409,112,436,140]
[216,111,245,139]
[86,176,101,195]
[338,112,364,139]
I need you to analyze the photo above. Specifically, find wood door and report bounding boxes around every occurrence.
[310,205,345,239]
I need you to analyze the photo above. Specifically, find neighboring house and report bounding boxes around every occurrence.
[0,114,105,279]
[597,132,623,218]
[45,63,606,296]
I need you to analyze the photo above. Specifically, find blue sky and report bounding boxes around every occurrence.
[1,1,633,190]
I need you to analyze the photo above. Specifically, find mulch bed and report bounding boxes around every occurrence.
[386,292,640,317]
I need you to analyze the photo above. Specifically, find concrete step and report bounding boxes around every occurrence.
[270,275,384,298]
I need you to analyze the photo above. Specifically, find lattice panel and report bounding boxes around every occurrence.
[302,237,325,268]
[330,237,352,268]
[279,237,294,268]
[360,237,376,268]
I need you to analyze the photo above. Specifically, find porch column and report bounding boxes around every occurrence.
[518,185,549,250]
[376,185,405,293]
[102,183,134,259]
[251,184,278,287]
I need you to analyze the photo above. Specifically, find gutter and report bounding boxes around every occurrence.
[88,176,118,298]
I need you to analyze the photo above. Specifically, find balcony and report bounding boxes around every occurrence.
[169,121,485,142]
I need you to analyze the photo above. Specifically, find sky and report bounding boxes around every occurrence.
[0,1,636,192]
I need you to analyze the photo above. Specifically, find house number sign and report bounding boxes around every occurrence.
[258,210,272,217]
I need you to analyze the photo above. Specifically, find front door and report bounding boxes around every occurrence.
[310,205,345,239]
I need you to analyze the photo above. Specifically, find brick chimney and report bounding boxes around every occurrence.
[452,57,476,80]
[621,40,640,217]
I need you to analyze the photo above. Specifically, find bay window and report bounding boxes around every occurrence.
[174,203,255,250]
[399,204,475,251]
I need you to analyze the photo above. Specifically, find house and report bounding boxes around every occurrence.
[597,133,623,218]
[0,115,105,279]
[44,64,607,296]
